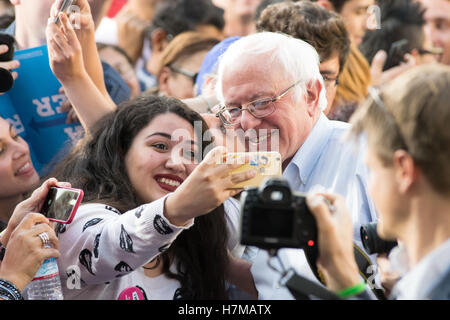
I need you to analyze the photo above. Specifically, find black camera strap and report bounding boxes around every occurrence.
[303,243,388,300]
[353,244,387,300]
[279,268,341,300]
[303,246,326,284]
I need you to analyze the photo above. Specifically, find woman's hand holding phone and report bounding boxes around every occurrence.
[0,213,60,292]
[51,0,95,35]
[40,186,84,224]
[164,146,257,227]
[0,178,71,247]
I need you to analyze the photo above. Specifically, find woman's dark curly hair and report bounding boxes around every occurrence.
[50,95,229,299]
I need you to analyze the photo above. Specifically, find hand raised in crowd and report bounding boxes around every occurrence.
[59,86,80,124]
[0,213,60,292]
[49,0,116,115]
[48,0,98,125]
[50,0,96,37]
[46,11,86,83]
[116,4,151,65]
[370,50,417,87]
[46,6,115,131]
[306,192,361,293]
[164,146,256,226]
[0,178,71,247]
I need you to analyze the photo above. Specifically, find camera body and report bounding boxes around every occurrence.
[240,177,318,250]
[360,222,398,255]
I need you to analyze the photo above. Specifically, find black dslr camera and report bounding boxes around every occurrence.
[360,222,398,255]
[240,177,318,250]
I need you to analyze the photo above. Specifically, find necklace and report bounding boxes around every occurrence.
[142,256,161,270]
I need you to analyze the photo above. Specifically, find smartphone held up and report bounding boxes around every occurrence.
[54,0,74,25]
[224,152,282,189]
[40,187,84,224]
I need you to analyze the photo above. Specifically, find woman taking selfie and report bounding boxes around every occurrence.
[50,95,254,300]
[46,1,256,299]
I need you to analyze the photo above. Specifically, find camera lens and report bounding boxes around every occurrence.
[360,222,398,255]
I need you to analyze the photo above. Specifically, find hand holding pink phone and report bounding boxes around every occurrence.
[40,187,84,224]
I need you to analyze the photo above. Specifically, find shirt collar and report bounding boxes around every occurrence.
[287,113,334,185]
[391,238,450,299]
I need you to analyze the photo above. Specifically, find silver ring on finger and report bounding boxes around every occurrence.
[38,232,51,248]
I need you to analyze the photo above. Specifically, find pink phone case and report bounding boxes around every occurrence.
[44,187,84,224]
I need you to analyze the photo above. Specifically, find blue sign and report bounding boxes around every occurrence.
[0,45,84,174]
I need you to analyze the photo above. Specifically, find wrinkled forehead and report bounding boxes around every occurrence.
[220,64,289,105]
[219,52,289,95]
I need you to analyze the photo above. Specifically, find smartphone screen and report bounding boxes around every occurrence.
[40,187,84,224]
[54,0,74,24]
[226,152,282,189]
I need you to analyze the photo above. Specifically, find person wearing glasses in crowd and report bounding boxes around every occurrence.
[256,1,350,116]
[214,31,378,299]
[149,31,220,100]
[143,0,225,90]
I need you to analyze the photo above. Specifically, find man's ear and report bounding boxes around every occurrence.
[316,0,335,11]
[305,80,322,117]
[158,66,171,96]
[393,150,418,194]
[10,0,20,6]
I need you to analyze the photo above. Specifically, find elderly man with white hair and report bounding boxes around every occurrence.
[215,32,378,299]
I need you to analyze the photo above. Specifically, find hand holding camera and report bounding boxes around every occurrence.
[305,192,362,292]
[239,177,362,293]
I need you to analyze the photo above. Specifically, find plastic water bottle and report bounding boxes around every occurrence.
[25,244,64,300]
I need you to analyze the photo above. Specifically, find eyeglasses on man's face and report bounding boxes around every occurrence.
[321,74,339,87]
[215,80,302,127]
[169,65,198,83]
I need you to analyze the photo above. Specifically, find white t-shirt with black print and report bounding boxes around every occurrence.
[56,195,193,300]
[56,196,243,300]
